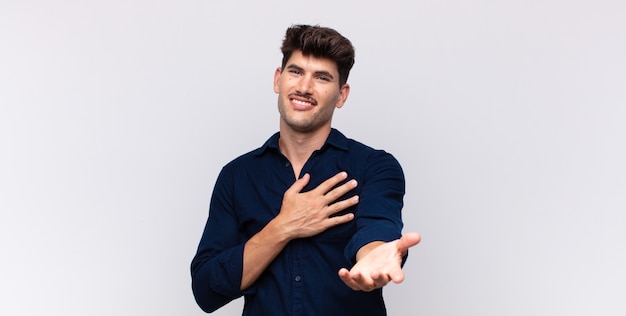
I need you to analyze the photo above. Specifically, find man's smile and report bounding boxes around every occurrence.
[289,94,317,109]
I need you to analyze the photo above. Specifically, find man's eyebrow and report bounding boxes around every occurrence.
[285,64,304,72]
[314,70,335,80]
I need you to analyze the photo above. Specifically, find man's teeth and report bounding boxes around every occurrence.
[293,99,313,106]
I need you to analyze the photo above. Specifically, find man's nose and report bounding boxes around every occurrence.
[296,75,313,94]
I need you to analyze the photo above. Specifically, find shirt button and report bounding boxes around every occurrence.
[285,162,290,168]
[294,275,302,282]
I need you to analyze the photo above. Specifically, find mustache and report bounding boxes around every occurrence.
[288,93,317,105]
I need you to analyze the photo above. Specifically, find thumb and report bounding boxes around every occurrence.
[397,232,421,252]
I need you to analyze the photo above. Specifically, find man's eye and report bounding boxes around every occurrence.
[289,70,301,75]
[317,76,330,81]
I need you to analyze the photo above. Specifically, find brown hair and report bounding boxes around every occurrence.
[280,24,355,86]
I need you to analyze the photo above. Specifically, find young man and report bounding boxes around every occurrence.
[191,24,420,315]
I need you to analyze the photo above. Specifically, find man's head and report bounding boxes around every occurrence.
[280,25,355,87]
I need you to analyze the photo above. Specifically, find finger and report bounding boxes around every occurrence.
[339,269,369,291]
[338,268,360,291]
[324,178,358,202]
[286,173,310,194]
[326,212,354,226]
[371,271,390,288]
[314,171,348,195]
[350,272,376,292]
[326,195,359,216]
[388,267,406,284]
[396,232,421,253]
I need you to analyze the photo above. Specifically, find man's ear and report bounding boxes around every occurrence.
[335,83,350,108]
[273,67,282,94]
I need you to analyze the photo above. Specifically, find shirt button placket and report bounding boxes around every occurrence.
[292,265,304,315]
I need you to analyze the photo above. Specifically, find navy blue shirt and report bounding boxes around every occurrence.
[191,129,405,315]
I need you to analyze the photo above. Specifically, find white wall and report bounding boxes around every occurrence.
[1,1,624,315]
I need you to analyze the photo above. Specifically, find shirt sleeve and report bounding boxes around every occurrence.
[344,150,405,264]
[190,166,245,313]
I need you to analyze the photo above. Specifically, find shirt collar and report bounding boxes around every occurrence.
[253,128,349,157]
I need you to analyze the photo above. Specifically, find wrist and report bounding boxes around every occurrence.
[264,216,294,244]
[356,241,385,261]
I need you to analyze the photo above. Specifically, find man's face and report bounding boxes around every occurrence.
[274,50,350,134]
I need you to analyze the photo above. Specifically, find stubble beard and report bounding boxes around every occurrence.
[279,106,319,133]
[277,95,335,134]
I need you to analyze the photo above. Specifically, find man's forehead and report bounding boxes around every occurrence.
[287,51,338,71]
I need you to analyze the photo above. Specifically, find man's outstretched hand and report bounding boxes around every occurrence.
[338,232,421,291]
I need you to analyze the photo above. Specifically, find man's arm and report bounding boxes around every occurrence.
[338,232,421,291]
[240,171,359,290]
[337,149,420,291]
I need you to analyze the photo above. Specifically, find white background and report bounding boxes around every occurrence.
[1,1,625,315]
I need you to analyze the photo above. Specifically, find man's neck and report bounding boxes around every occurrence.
[278,126,331,177]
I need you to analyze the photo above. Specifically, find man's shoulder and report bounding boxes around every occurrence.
[332,129,402,169]
[224,148,260,167]
[330,129,375,152]
[340,132,396,158]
